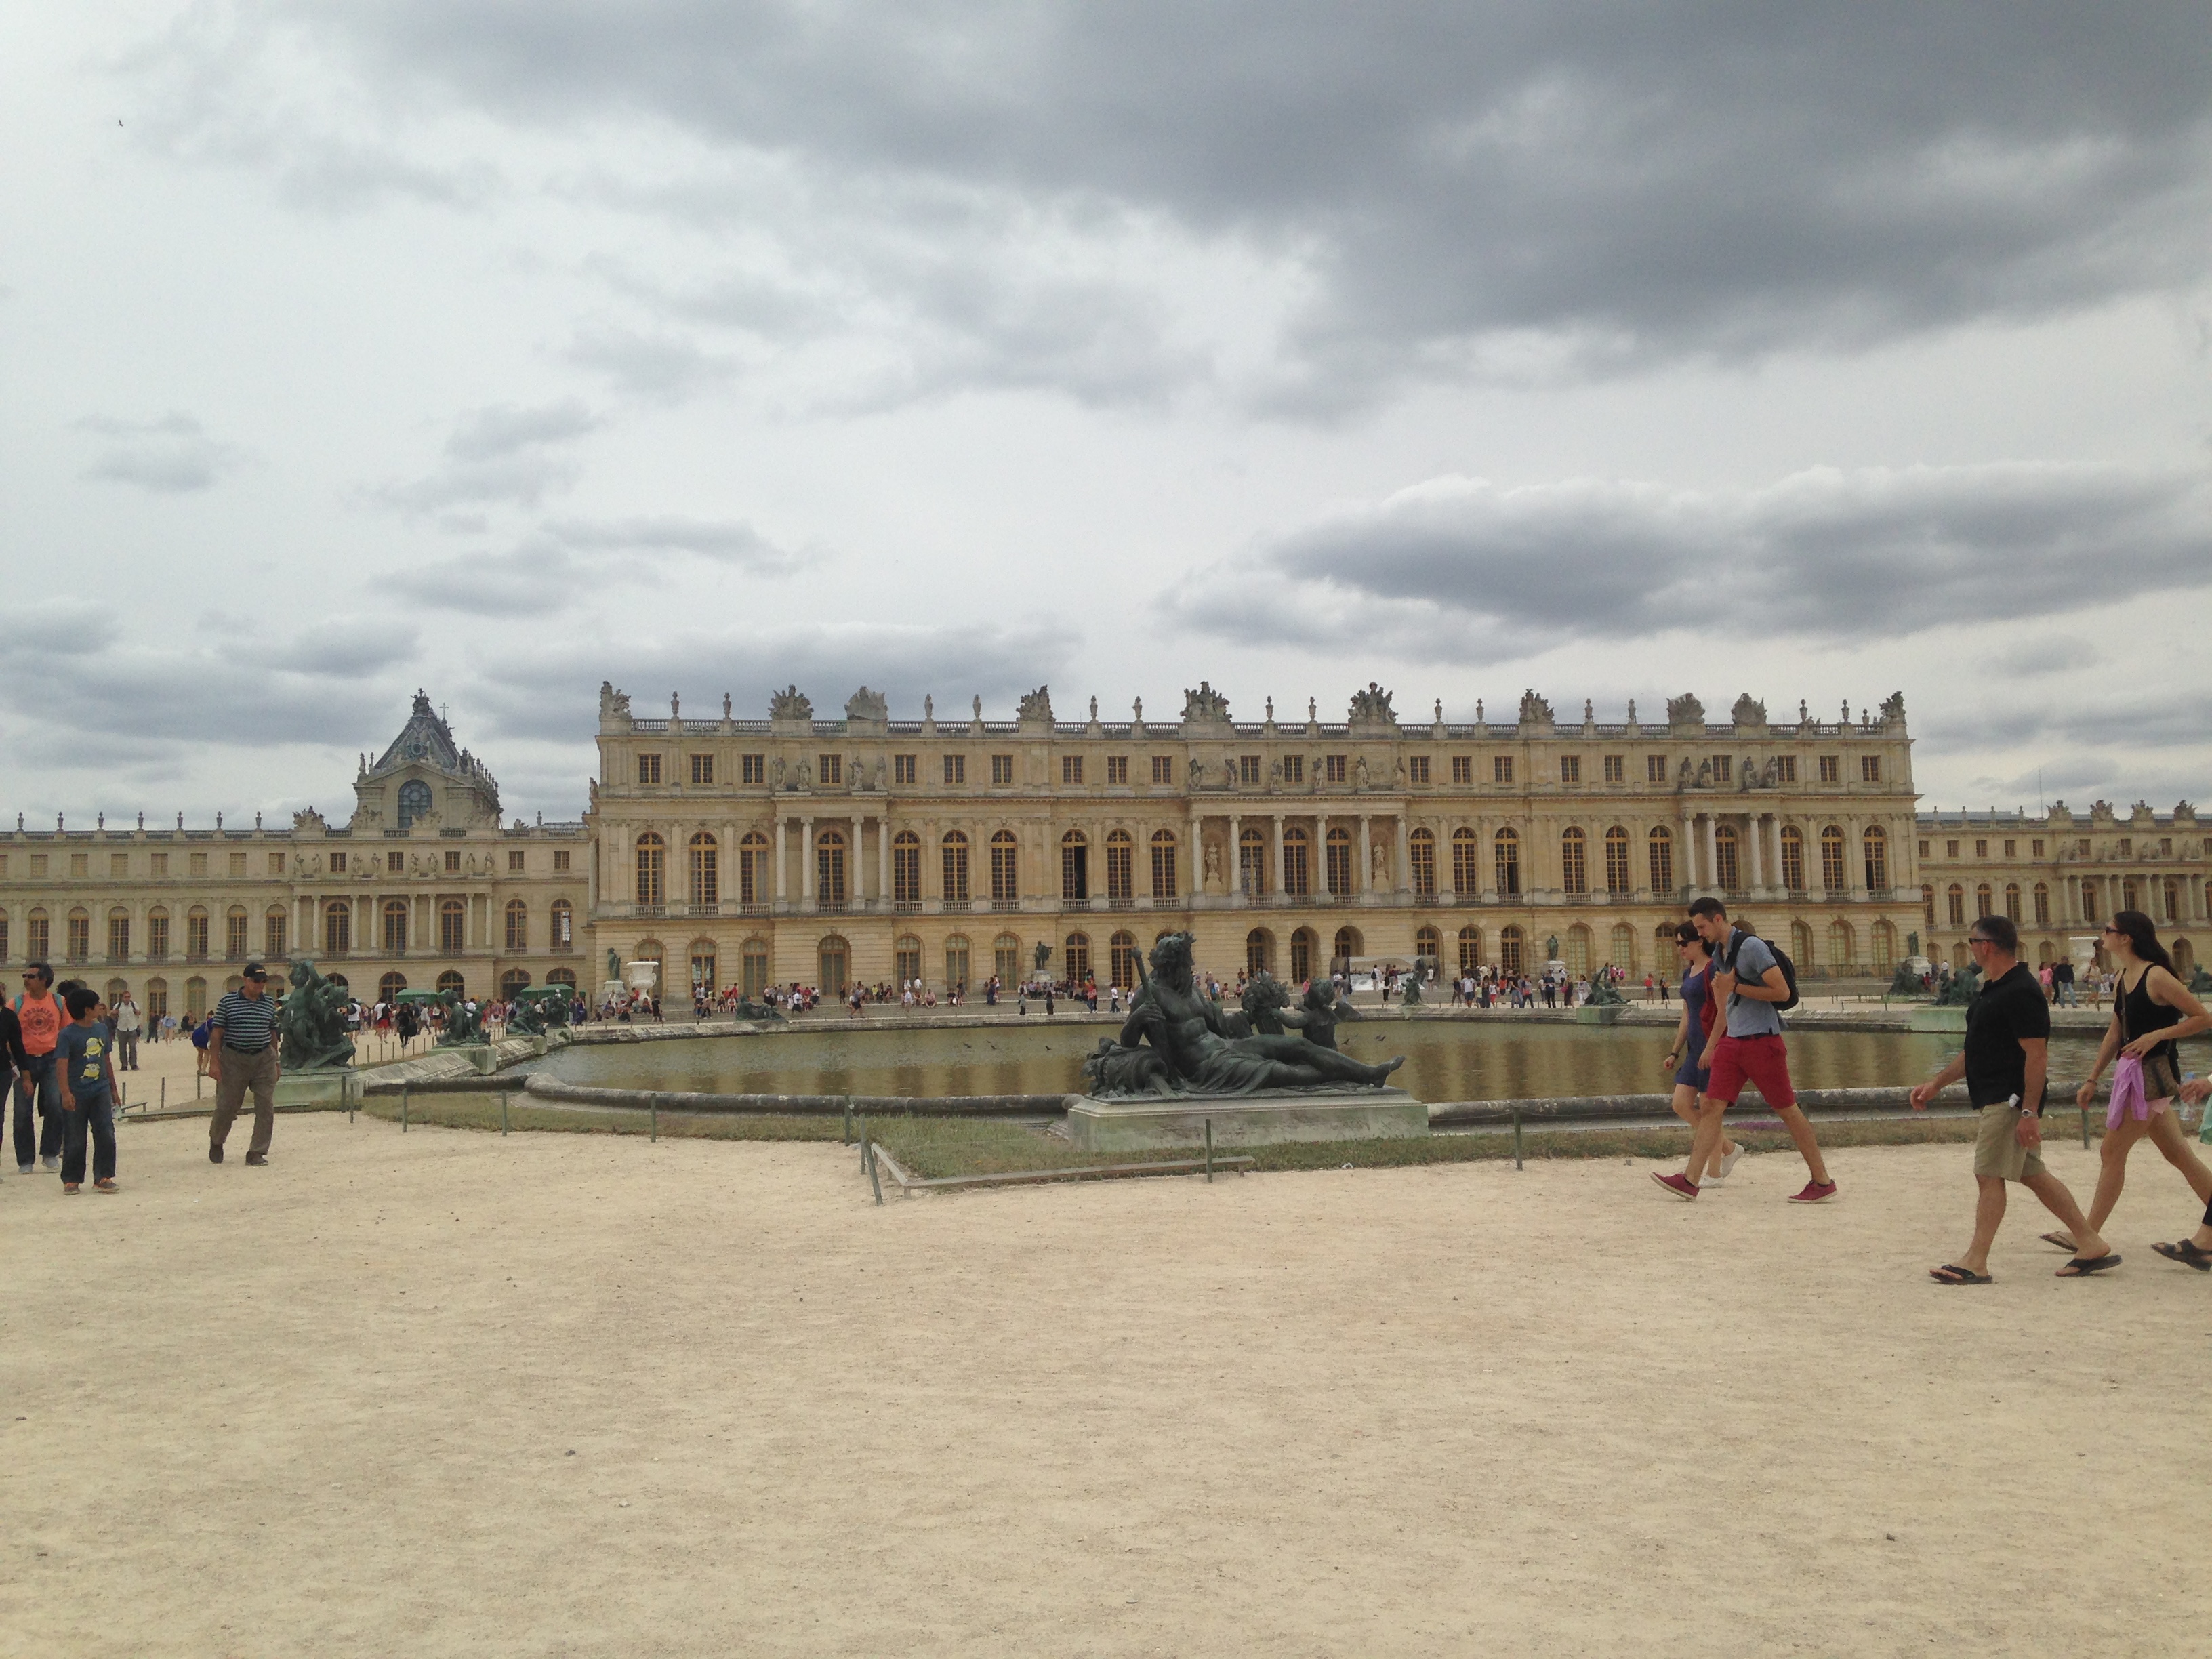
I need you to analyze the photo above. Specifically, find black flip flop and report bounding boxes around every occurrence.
[1929,1264,1992,1285]
[2057,1254,2123,1277]
[2038,1231,2076,1252]
[2152,1240,2212,1272]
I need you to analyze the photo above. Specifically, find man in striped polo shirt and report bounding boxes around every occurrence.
[209,963,282,1166]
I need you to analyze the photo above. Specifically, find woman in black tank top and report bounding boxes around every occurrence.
[2058,910,2212,1256]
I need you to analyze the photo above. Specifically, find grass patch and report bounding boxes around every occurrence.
[359,1096,846,1143]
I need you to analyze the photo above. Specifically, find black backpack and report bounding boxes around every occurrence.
[1725,928,1800,1012]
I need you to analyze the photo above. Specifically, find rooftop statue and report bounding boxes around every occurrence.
[1667,691,1704,726]
[769,684,813,720]
[279,958,356,1071]
[1347,682,1395,724]
[1080,933,1404,1099]
[1181,682,1231,724]
[1731,693,1767,728]
[1017,685,1055,723]
[845,686,888,724]
[1880,691,1906,723]
[1517,689,1553,726]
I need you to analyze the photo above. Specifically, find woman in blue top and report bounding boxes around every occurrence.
[1657,921,1740,1193]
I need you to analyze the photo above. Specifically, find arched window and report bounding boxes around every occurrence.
[1065,933,1092,982]
[321,900,348,957]
[989,830,1018,906]
[943,934,970,992]
[739,830,770,909]
[1238,826,1267,897]
[1872,920,1896,973]
[1494,828,1521,897]
[741,937,772,996]
[1414,924,1441,969]
[1409,828,1435,896]
[144,977,169,1023]
[1975,883,1993,920]
[1105,829,1134,901]
[264,907,287,960]
[687,942,715,994]
[1609,922,1636,972]
[440,897,466,954]
[1820,825,1847,894]
[1714,825,1740,893]
[1280,827,1309,897]
[893,831,922,908]
[383,898,410,953]
[501,968,532,1000]
[396,779,432,830]
[1244,928,1271,977]
[1862,825,1889,891]
[1780,825,1806,894]
[1563,925,1591,977]
[994,932,1024,985]
[942,830,971,906]
[1149,830,1178,900]
[1326,827,1353,895]
[1500,925,1525,977]
[550,899,573,950]
[24,909,49,962]
[818,935,849,994]
[1063,830,1091,902]
[2122,877,2140,914]
[895,935,922,984]
[1458,926,1483,976]
[689,832,718,905]
[2004,882,2022,921]
[1560,827,1587,895]
[2165,878,2182,923]
[62,909,90,964]
[2032,883,2050,926]
[224,906,249,961]
[1922,883,1936,925]
[1656,922,1677,963]
[436,969,466,996]
[2175,937,2197,977]
[1826,920,1855,972]
[146,907,170,961]
[1290,926,1319,984]
[1947,884,1966,926]
[184,976,208,1019]
[186,907,211,961]
[505,899,529,952]
[1791,919,1815,968]
[816,827,847,907]
[1332,926,1363,971]
[635,832,665,906]
[1603,827,1631,895]
[106,908,129,962]
[546,966,577,989]
[1111,930,1141,990]
[377,970,407,1003]
[1647,827,1675,895]
[1452,827,1480,895]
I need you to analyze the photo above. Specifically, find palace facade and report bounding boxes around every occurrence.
[0,695,587,1022]
[582,682,1927,998]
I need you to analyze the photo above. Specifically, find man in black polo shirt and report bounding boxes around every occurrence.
[1910,914,2112,1281]
[208,963,283,1167]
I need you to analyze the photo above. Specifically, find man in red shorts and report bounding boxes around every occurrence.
[1686,897,1836,1202]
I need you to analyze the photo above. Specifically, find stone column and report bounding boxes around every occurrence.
[1187,811,1202,900]
[1272,815,1285,905]
[1703,815,1719,895]
[1748,811,1765,893]
[1396,815,1410,895]
[1679,812,1698,891]
[774,817,787,903]
[1847,815,1868,901]
[1358,815,1372,897]
[877,815,890,907]
[800,817,814,905]
[1229,813,1242,904]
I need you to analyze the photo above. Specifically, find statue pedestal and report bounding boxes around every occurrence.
[273,1067,361,1110]
[1908,1007,1967,1033]
[1575,1003,1625,1026]
[1065,1088,1425,1153]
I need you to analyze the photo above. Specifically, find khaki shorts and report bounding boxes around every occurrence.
[1973,1101,2047,1183]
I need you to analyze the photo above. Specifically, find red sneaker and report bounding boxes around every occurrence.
[1788,1180,1839,1203]
[1650,1171,1700,1200]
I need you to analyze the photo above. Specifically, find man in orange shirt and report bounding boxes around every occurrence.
[14,961,66,1174]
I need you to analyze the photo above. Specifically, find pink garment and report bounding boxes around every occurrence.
[2106,1053,2150,1129]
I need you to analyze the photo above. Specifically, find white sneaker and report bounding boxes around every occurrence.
[1717,1142,1745,1179]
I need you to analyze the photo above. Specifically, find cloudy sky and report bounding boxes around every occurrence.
[5,3,2210,825]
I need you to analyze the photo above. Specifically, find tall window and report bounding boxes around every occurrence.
[2164,878,2181,923]
[1408,756,1431,784]
[1715,825,1740,892]
[1326,827,1353,895]
[816,829,847,906]
[107,912,129,961]
[1458,926,1482,976]
[689,832,719,905]
[397,779,432,830]
[739,831,769,907]
[636,832,665,905]
[1494,828,1521,896]
[1238,827,1267,897]
[1111,931,1141,989]
[691,754,713,785]
[2080,878,2098,922]
[943,832,971,905]
[1560,827,1587,895]
[1105,830,1133,901]
[147,908,169,960]
[2004,882,2022,920]
[1452,827,1479,894]
[893,755,917,785]
[1492,756,1514,783]
[636,753,662,785]
[383,899,410,952]
[1609,922,1636,971]
[505,900,528,951]
[186,909,210,960]
[742,937,772,995]
[1558,756,1580,784]
[264,910,287,960]
[1106,756,1128,785]
[1603,826,1631,895]
[1862,825,1888,890]
[743,754,766,785]
[62,912,88,964]
[2032,884,2050,926]
[893,832,921,907]
[895,935,922,983]
[818,936,849,993]
[1151,756,1174,784]
[1948,884,1966,926]
[1291,927,1317,983]
[1326,756,1347,784]
[1500,925,1524,977]
[1150,830,1178,900]
[440,898,465,953]
[1452,756,1473,784]
[989,830,1019,904]
[1975,883,1994,920]
[994,933,1023,984]
[991,754,1015,785]
[818,754,842,786]
[1647,827,1674,894]
[1409,829,1435,896]
[223,910,249,960]
[1780,825,1805,893]
[323,900,350,956]
[1066,933,1092,981]
[550,899,573,949]
[1062,832,1090,901]
[1820,825,1847,893]
[943,935,970,991]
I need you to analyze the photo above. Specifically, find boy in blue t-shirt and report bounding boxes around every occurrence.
[57,987,119,1193]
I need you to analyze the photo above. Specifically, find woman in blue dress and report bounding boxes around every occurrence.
[1653,921,1740,1197]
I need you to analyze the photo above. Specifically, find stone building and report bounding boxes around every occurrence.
[1915,799,2209,976]
[0,694,587,1022]
[583,682,1929,998]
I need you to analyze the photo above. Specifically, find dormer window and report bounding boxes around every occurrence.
[397,779,432,829]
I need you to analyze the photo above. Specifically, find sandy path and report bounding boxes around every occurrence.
[2,1116,2207,1657]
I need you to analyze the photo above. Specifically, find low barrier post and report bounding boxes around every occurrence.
[2080,1104,2090,1150]
[1513,1105,1523,1170]
[651,1093,659,1143]
[857,1116,867,1171]
[865,1141,884,1204]
[843,1096,853,1145]
[402,1086,409,1133]
[1205,1118,1214,1183]
[501,1091,510,1136]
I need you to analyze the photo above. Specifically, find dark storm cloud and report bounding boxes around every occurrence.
[210,1,2212,401]
[1185,463,2212,659]
[77,413,245,493]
